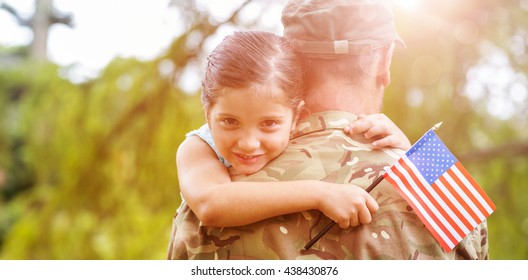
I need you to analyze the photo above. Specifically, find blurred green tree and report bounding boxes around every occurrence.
[0,0,526,259]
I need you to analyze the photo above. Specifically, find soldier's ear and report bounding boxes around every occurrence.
[377,43,395,88]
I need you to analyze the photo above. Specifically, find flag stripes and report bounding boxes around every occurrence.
[443,168,484,222]
[384,155,496,252]
[385,157,459,250]
[433,177,476,231]
[451,162,495,214]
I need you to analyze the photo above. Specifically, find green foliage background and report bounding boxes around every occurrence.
[0,0,527,259]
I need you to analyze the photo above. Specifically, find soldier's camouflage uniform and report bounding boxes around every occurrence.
[167,111,489,260]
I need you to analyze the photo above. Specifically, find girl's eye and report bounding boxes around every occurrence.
[222,118,239,126]
[262,120,279,127]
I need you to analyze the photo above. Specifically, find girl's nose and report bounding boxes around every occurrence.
[238,133,260,152]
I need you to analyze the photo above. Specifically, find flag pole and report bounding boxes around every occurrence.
[303,122,443,251]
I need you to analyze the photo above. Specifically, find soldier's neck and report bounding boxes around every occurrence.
[303,84,383,116]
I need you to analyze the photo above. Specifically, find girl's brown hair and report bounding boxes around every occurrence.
[202,31,304,115]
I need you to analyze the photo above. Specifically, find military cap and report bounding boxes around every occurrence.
[282,0,405,58]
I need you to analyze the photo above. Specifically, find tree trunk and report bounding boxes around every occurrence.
[30,0,53,61]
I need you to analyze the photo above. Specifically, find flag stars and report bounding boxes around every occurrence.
[407,130,458,184]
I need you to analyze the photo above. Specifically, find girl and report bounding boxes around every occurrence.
[176,31,410,229]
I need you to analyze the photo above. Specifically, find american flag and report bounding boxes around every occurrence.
[383,127,496,252]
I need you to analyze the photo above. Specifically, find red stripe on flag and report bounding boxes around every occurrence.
[384,170,451,251]
[398,158,467,241]
[454,162,496,213]
[402,163,467,239]
[390,161,459,246]
[446,168,487,222]
[431,180,474,233]
[438,175,480,227]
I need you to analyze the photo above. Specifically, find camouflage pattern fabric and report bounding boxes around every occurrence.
[167,111,489,260]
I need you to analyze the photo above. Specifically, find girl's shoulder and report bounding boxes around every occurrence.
[185,124,231,168]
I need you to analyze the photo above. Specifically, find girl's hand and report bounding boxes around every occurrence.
[344,114,411,150]
[317,183,379,229]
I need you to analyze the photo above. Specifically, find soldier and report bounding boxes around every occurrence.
[170,28,411,258]
[167,0,489,260]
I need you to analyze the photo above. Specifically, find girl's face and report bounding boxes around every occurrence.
[207,87,297,175]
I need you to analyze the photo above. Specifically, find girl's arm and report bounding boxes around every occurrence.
[177,136,378,228]
[344,113,411,150]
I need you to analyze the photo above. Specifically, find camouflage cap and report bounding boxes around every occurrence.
[282,0,405,58]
